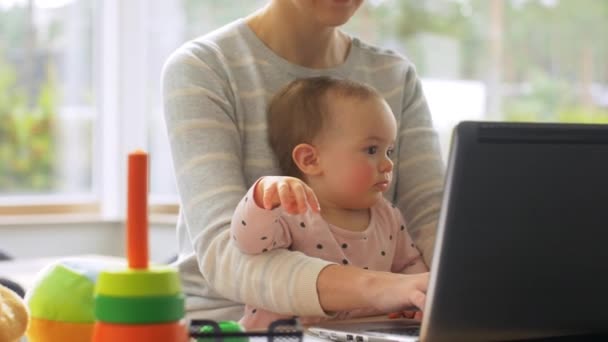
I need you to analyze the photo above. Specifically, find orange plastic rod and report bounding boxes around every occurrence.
[127,150,148,269]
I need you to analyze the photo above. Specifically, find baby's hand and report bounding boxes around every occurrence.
[254,176,320,215]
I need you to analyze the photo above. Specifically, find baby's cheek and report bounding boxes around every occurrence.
[347,163,375,192]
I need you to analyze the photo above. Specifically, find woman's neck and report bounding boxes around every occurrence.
[245,3,351,69]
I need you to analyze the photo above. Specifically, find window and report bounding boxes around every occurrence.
[0,0,96,201]
[345,0,608,156]
[2,0,607,214]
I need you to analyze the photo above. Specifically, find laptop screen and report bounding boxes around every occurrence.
[424,121,608,341]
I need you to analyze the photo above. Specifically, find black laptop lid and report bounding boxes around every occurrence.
[423,121,608,341]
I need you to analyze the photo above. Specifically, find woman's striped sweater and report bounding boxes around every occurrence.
[161,18,444,321]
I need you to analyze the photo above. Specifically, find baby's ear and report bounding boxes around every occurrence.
[292,143,322,176]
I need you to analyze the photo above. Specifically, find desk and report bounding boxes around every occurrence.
[3,259,605,342]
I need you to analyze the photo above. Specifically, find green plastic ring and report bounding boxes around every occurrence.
[95,267,181,297]
[95,294,185,324]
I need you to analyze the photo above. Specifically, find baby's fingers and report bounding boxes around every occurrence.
[263,182,280,210]
[290,181,309,214]
[277,180,298,213]
[304,186,320,212]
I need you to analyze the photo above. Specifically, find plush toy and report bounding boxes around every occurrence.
[0,283,29,342]
[25,258,123,342]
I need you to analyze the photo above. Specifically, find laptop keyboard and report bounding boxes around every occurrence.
[366,326,421,337]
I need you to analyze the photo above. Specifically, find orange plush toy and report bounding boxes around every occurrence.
[0,283,29,342]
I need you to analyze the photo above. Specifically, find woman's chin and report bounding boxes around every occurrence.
[317,15,352,27]
[316,4,362,26]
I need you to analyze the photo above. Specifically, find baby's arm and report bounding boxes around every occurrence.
[231,178,293,255]
[399,252,428,274]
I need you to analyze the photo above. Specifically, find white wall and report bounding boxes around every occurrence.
[0,220,177,263]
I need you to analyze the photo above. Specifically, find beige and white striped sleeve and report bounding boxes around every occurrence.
[161,43,332,317]
[395,66,445,266]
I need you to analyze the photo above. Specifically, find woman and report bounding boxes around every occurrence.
[162,0,444,321]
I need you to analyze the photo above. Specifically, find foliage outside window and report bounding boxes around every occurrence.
[0,0,95,197]
[0,57,57,192]
[380,0,608,123]
[1,0,607,201]
[142,0,608,197]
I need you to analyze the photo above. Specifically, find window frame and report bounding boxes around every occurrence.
[0,0,179,221]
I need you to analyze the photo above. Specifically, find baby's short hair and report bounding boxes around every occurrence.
[267,76,382,179]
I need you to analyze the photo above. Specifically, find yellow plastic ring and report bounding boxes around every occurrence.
[95,267,181,297]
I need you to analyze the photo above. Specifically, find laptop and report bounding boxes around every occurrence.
[309,121,608,342]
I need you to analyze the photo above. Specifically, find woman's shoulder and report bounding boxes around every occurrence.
[348,37,420,96]
[164,18,251,70]
[351,37,414,69]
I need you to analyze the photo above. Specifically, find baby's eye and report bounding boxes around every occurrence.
[386,149,394,157]
[366,146,377,155]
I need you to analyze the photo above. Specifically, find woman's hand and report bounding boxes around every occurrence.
[367,271,429,314]
[318,266,429,315]
[254,176,320,215]
[388,310,423,321]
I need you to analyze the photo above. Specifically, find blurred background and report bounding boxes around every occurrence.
[0,0,607,258]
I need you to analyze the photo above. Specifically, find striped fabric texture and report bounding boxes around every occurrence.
[161,18,444,321]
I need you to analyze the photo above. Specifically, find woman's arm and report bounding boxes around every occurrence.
[395,66,445,266]
[318,265,429,313]
[162,44,332,317]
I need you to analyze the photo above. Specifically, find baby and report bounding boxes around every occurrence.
[230,76,428,330]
